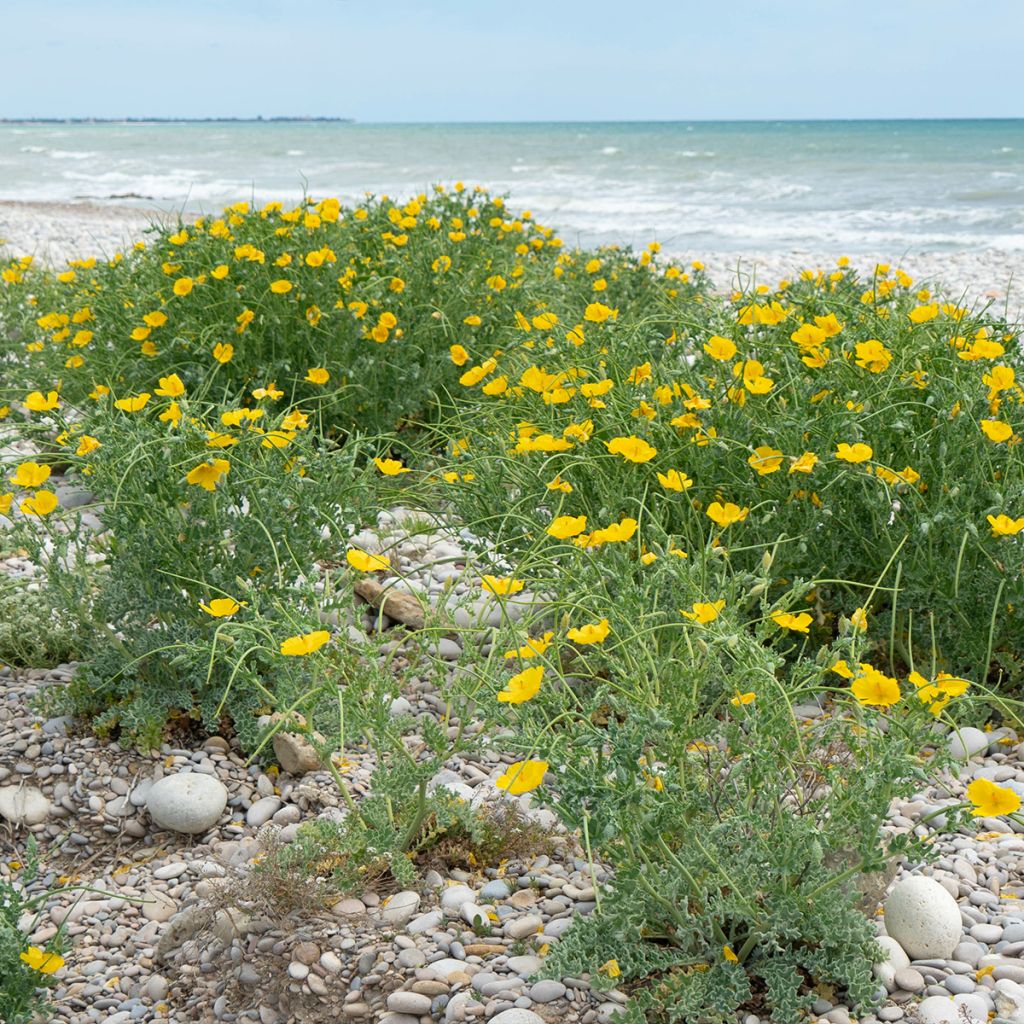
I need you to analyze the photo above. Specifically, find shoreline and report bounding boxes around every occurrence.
[1,198,1021,321]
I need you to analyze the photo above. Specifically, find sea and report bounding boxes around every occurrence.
[1,120,1022,254]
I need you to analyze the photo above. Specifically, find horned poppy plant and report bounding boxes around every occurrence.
[9,461,51,488]
[547,515,587,539]
[771,611,813,633]
[186,459,230,491]
[20,947,65,974]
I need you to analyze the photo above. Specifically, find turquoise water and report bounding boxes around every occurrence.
[1,120,1021,252]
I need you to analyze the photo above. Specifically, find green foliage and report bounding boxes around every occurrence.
[0,839,66,1024]
[0,584,85,668]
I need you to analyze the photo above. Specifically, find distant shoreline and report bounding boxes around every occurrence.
[0,117,354,125]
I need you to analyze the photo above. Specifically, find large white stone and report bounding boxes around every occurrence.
[884,876,962,960]
[488,1011,547,1024]
[381,890,421,925]
[916,995,984,1024]
[0,785,51,825]
[949,726,989,759]
[995,978,1024,1024]
[146,773,227,835]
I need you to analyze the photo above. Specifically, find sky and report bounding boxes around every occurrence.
[1,0,1021,122]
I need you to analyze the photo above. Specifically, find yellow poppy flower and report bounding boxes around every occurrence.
[23,390,60,412]
[681,601,725,625]
[748,446,783,475]
[497,666,544,704]
[200,598,242,618]
[305,368,330,385]
[657,469,693,492]
[186,459,230,491]
[9,462,51,489]
[771,611,813,633]
[547,515,587,539]
[20,947,65,974]
[966,778,1021,818]
[988,514,1024,537]
[279,630,331,656]
[270,279,293,294]
[835,442,873,463]
[19,491,59,516]
[481,575,525,596]
[495,760,548,795]
[706,502,749,528]
[154,373,185,398]
[606,435,657,464]
[213,342,234,364]
[374,457,410,476]
[567,619,611,645]
[981,420,1013,443]
[703,335,736,361]
[504,632,554,660]
[346,549,391,572]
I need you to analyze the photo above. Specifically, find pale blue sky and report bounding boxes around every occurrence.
[2,0,1021,121]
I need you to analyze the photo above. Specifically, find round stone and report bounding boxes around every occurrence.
[529,980,566,1003]
[381,890,421,926]
[949,727,989,760]
[916,996,970,1024]
[893,967,924,992]
[884,876,962,960]
[504,914,544,940]
[488,1012,547,1024]
[246,796,281,827]
[386,991,432,1015]
[146,773,228,835]
[0,785,51,825]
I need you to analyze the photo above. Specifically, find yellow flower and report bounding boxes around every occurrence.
[280,630,331,656]
[771,610,813,633]
[590,517,638,545]
[854,339,893,373]
[567,619,611,645]
[270,279,293,294]
[966,778,1021,818]
[9,462,51,488]
[546,475,573,494]
[850,666,901,708]
[449,344,470,366]
[76,435,101,456]
[173,277,194,296]
[850,607,869,632]
[730,692,756,707]
[504,632,554,660]
[252,382,284,401]
[981,419,1013,443]
[599,959,622,979]
[346,549,391,572]
[200,598,241,618]
[657,469,693,492]
[114,393,151,413]
[481,575,525,596]
[747,446,783,475]
[154,373,185,398]
[547,515,587,539]
[703,335,736,361]
[205,431,238,449]
[606,435,657,464]
[988,514,1024,537]
[495,760,548,795]
[20,947,65,974]
[835,442,873,463]
[211,264,229,279]
[19,491,59,516]
[723,946,739,964]
[583,302,616,323]
[159,402,182,427]
[463,315,482,326]
[143,310,168,328]
[186,458,230,491]
[908,303,938,323]
[305,368,330,385]
[497,665,544,704]
[24,390,60,412]
[213,342,234,364]
[706,502,749,528]
[681,600,725,624]
[789,451,818,475]
[0,493,12,515]
[374,457,410,476]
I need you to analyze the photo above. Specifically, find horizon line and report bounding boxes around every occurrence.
[2,115,1023,125]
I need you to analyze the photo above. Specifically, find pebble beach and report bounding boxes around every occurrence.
[4,194,1024,1024]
